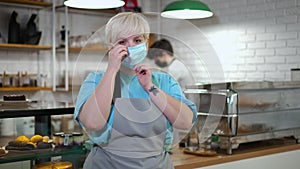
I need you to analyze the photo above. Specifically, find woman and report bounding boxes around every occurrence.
[74,12,197,169]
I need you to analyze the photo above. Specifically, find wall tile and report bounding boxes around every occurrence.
[275,0,297,9]
[245,72,265,80]
[276,48,297,55]
[286,55,300,63]
[256,33,275,41]
[247,42,266,49]
[266,24,286,33]
[266,41,286,48]
[276,63,298,71]
[257,64,277,71]
[287,23,300,31]
[256,49,275,56]
[265,56,286,63]
[245,57,265,64]
[276,15,298,24]
[287,39,300,47]
[265,71,286,80]
[276,32,298,40]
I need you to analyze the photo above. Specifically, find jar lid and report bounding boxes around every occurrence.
[53,132,64,136]
[62,133,73,137]
[72,132,83,136]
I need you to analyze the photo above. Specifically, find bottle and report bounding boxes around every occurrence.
[60,25,66,47]
[27,14,38,34]
[24,14,42,45]
[8,11,21,44]
[60,25,70,47]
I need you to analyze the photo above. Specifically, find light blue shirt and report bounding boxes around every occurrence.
[74,71,197,145]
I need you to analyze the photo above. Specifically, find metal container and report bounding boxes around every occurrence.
[185,81,300,154]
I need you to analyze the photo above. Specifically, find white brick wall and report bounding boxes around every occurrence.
[161,0,300,82]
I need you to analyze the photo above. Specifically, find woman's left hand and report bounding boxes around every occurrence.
[134,64,153,91]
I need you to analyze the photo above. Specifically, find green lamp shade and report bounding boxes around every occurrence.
[64,0,125,9]
[161,0,213,19]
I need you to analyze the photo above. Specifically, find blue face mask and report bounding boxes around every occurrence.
[122,42,147,69]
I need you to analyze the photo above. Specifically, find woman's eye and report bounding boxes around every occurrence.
[135,39,142,43]
[118,41,125,45]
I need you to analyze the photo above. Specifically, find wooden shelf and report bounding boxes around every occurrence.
[69,45,107,51]
[0,43,52,51]
[56,85,81,91]
[0,0,52,7]
[57,45,108,53]
[0,87,52,91]
[0,86,80,91]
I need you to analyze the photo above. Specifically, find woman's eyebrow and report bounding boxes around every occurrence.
[113,34,144,45]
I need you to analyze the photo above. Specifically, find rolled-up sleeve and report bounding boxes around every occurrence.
[74,72,114,144]
[74,72,102,124]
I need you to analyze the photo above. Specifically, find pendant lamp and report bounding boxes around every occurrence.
[64,0,125,9]
[161,0,213,19]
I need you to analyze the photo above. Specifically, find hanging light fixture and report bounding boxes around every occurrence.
[64,0,125,9]
[161,0,213,19]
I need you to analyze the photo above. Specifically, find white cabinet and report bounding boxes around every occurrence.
[197,149,300,169]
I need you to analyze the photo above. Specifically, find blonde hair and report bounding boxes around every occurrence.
[105,12,150,45]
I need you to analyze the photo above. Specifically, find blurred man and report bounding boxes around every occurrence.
[148,39,194,89]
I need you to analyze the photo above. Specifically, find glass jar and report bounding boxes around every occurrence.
[291,68,300,81]
[72,132,84,146]
[53,132,64,146]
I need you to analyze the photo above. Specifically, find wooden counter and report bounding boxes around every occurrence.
[172,138,300,169]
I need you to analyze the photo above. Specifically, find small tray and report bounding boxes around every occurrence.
[0,99,32,107]
[7,148,53,153]
[5,143,54,152]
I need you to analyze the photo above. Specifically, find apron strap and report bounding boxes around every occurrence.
[112,71,121,104]
[113,72,160,104]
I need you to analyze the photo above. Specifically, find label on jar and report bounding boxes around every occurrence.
[64,135,70,146]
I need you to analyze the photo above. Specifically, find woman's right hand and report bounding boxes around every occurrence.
[107,45,128,73]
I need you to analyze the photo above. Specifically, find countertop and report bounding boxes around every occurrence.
[171,138,300,169]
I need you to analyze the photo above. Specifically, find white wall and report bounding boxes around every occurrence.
[196,149,300,169]
[159,0,300,83]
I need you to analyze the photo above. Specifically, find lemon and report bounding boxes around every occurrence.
[42,136,50,143]
[30,135,43,143]
[16,135,30,144]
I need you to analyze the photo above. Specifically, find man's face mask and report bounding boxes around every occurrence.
[122,42,147,69]
[155,59,168,68]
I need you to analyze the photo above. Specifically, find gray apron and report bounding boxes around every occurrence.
[83,98,174,169]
